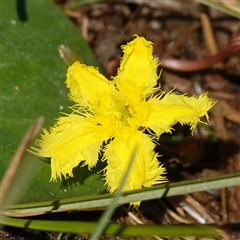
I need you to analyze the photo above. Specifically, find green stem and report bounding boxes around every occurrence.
[0,215,218,237]
[3,172,240,216]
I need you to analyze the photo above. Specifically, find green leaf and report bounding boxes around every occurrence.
[1,0,106,207]
[1,215,218,237]
[3,172,240,216]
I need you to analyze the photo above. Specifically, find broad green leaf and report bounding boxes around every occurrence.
[1,0,106,207]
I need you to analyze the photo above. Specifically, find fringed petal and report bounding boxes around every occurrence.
[146,92,216,137]
[66,61,115,112]
[31,114,111,181]
[113,35,159,102]
[103,130,167,207]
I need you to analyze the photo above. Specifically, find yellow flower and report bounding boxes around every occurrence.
[32,35,215,200]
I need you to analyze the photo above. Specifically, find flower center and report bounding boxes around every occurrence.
[108,98,132,125]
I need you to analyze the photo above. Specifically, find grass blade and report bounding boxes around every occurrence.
[3,172,240,216]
